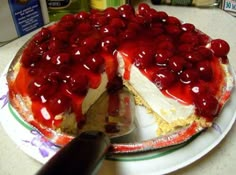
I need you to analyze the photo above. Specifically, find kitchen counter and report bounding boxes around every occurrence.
[0,3,236,175]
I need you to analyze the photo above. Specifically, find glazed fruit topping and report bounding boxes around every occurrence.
[210,39,230,57]
[16,3,230,129]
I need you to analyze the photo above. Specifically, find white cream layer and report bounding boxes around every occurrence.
[82,73,108,114]
[117,52,195,123]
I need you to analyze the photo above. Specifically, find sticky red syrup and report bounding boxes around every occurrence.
[11,3,230,131]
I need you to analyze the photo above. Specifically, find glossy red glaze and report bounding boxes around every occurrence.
[11,3,230,134]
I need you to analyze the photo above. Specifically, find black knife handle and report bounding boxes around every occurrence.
[36,131,110,175]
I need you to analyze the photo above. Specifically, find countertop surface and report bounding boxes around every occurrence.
[0,2,236,175]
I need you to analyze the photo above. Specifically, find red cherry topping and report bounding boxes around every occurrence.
[47,93,71,115]
[194,94,219,119]
[166,16,181,26]
[76,22,92,33]
[169,56,186,73]
[134,47,155,69]
[118,4,135,19]
[181,23,195,32]
[180,31,199,46]
[155,49,173,66]
[165,25,181,36]
[67,74,89,96]
[81,37,100,52]
[196,60,213,81]
[15,3,231,132]
[184,51,203,62]
[33,28,51,44]
[138,3,150,16]
[153,68,176,90]
[104,7,120,18]
[83,54,105,73]
[51,53,71,65]
[101,36,118,53]
[154,11,168,22]
[180,69,199,84]
[210,39,230,57]
[71,46,89,63]
[197,47,213,60]
[28,76,58,101]
[157,40,175,52]
[109,18,126,29]
[100,25,117,36]
[75,11,90,20]
[59,14,76,30]
[178,43,194,54]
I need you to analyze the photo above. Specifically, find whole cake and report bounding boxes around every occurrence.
[7,3,234,145]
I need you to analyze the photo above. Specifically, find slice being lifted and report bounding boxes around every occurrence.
[7,3,234,146]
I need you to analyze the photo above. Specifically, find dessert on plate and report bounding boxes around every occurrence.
[7,3,234,147]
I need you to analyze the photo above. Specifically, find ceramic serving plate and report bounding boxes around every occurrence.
[0,65,236,174]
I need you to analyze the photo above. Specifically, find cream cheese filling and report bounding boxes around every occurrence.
[117,52,195,123]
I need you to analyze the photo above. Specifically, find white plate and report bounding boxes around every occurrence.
[0,67,236,175]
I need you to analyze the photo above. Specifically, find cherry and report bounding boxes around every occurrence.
[198,33,211,45]
[119,28,137,40]
[76,22,92,33]
[59,14,76,30]
[54,30,71,42]
[156,34,172,41]
[21,47,42,67]
[180,31,199,46]
[104,7,120,18]
[194,93,219,119]
[156,40,175,52]
[197,47,213,60]
[118,4,135,19]
[148,8,161,22]
[67,74,89,96]
[127,21,142,32]
[71,46,89,63]
[181,23,195,32]
[47,93,71,115]
[166,16,181,26]
[196,60,213,81]
[134,47,155,69]
[91,15,108,28]
[48,39,64,51]
[210,39,230,57]
[165,24,181,36]
[109,18,126,29]
[184,51,203,62]
[150,22,164,35]
[81,37,100,52]
[33,28,51,44]
[138,3,150,16]
[51,53,71,65]
[28,76,58,101]
[83,54,105,73]
[169,56,186,73]
[178,43,194,54]
[75,11,90,20]
[42,50,56,62]
[155,49,173,66]
[100,25,117,36]
[180,69,199,84]
[153,68,176,90]
[191,83,209,95]
[101,36,118,53]
[154,11,168,22]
